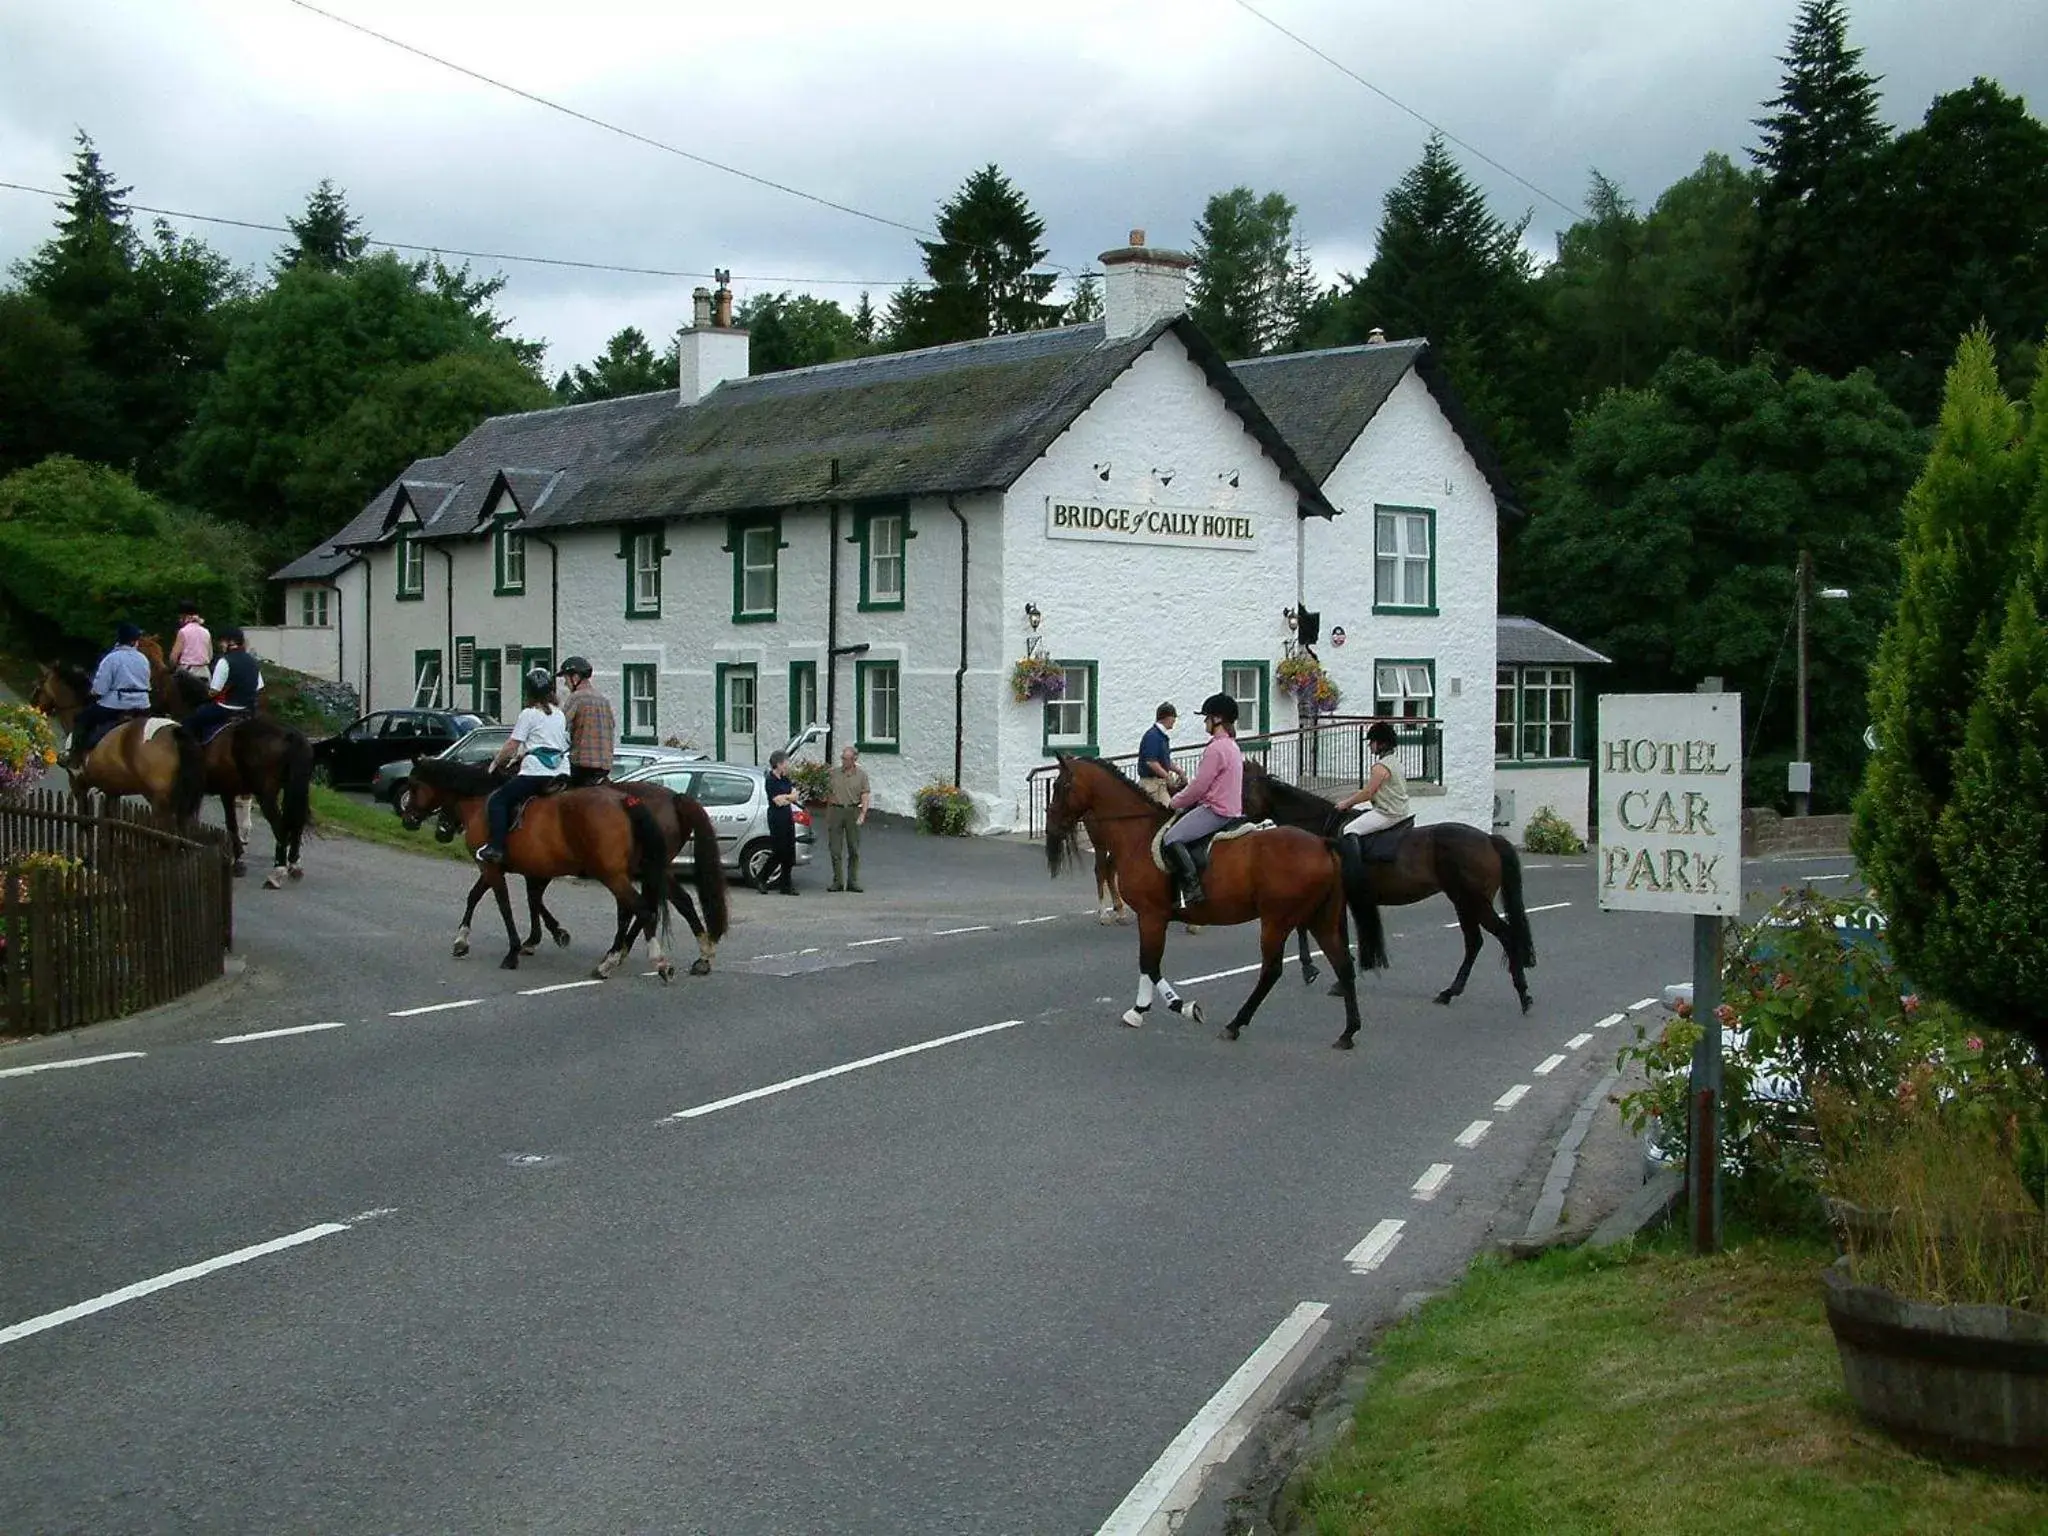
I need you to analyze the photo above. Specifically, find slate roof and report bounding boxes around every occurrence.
[1497,615,1612,667]
[1230,339,1522,515]
[282,315,1336,576]
[272,543,359,582]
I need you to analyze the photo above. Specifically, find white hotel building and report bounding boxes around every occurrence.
[276,232,1601,838]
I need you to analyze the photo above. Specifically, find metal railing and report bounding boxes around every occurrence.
[1024,716,1442,839]
[2,791,234,1035]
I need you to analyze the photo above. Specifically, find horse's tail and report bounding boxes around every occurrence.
[623,797,671,944]
[281,727,315,835]
[678,796,730,942]
[168,727,207,822]
[1336,838,1389,972]
[1493,834,1537,970]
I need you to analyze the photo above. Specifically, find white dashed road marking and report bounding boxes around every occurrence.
[935,925,992,936]
[846,936,903,948]
[390,999,482,1018]
[1565,1032,1593,1050]
[517,980,602,996]
[1628,997,1658,1011]
[1455,1120,1492,1148]
[1534,1054,1566,1076]
[0,1051,146,1080]
[1495,1084,1530,1111]
[1344,1219,1406,1274]
[0,1221,353,1348]
[1595,1012,1627,1029]
[670,1020,1025,1121]
[1015,915,1060,926]
[215,1022,348,1045]
[1443,899,1570,928]
[1412,1163,1454,1201]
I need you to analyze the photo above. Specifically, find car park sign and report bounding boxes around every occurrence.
[1596,693,1743,918]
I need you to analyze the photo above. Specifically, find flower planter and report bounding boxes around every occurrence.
[1822,1257,2048,1468]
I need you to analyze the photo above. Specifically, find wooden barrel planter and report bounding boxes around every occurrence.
[1823,1257,2048,1468]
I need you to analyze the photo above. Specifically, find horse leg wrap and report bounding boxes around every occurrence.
[1154,976,1183,1011]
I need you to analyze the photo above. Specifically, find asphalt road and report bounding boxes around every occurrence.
[0,815,1856,1534]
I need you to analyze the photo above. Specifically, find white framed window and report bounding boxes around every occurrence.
[1043,661,1096,752]
[412,651,443,709]
[496,525,526,594]
[741,525,778,617]
[631,531,661,615]
[863,512,904,608]
[1221,661,1268,734]
[299,588,330,627]
[1373,506,1434,612]
[1373,660,1434,720]
[623,663,658,742]
[856,660,900,751]
[1518,667,1577,761]
[396,530,425,599]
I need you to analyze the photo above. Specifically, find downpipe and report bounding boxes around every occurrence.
[947,496,969,791]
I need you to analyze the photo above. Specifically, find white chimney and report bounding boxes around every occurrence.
[1098,228,1193,341]
[678,269,749,406]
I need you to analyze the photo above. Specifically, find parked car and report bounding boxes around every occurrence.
[613,758,815,889]
[370,731,704,810]
[312,709,486,790]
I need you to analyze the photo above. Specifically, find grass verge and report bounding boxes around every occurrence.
[309,786,471,864]
[1288,1230,2048,1534]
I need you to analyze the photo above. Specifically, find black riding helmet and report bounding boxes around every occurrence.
[1367,720,1399,750]
[557,656,593,680]
[1198,691,1240,724]
[523,666,557,701]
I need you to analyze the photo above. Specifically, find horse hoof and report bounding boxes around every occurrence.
[263,871,284,890]
[231,861,247,878]
[500,954,520,971]
[1302,964,1320,986]
[452,941,469,958]
[657,962,675,985]
[590,966,609,981]
[554,930,572,949]
[1096,910,1113,926]
[1184,1001,1205,1027]
[1223,1024,1241,1041]
[520,942,539,956]
[1520,995,1534,1015]
[1434,991,1455,1006]
[1121,1008,1145,1029]
[1326,981,1347,998]
[689,958,711,976]
[288,865,305,881]
[1115,911,1129,926]
[1333,1035,1356,1050]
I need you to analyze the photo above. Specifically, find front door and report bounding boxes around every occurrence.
[718,663,758,764]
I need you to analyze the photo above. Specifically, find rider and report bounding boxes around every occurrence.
[1136,700,1185,808]
[69,622,155,767]
[170,600,213,683]
[184,628,264,744]
[1335,721,1411,837]
[1160,692,1243,909]
[476,667,571,864]
[557,656,617,788]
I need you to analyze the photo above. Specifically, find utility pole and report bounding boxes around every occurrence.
[1793,549,1812,819]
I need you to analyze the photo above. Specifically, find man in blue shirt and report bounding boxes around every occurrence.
[70,622,155,767]
[1136,701,1184,808]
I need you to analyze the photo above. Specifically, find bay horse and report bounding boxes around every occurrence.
[1045,753,1370,1048]
[1242,760,1536,1013]
[401,756,728,978]
[149,651,315,889]
[30,663,205,823]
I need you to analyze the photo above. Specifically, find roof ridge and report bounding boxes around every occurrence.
[706,321,1110,395]
[1231,338,1427,368]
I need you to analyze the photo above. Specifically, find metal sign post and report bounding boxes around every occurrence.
[1596,693,1743,1256]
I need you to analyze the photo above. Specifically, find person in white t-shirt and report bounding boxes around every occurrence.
[477,668,571,864]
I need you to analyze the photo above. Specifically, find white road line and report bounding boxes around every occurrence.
[1095,1301,1329,1536]
[1344,1219,1406,1274]
[670,1020,1025,1121]
[1412,1163,1454,1201]
[517,980,602,996]
[0,1051,146,1080]
[1495,1084,1530,1111]
[0,1222,351,1348]
[1179,950,1323,987]
[1443,900,1570,928]
[1594,1012,1627,1029]
[1806,873,1851,882]
[215,1022,348,1045]
[935,925,992,936]
[1454,1119,1492,1148]
[799,947,822,955]
[1014,915,1060,925]
[1628,997,1658,1011]
[1565,1032,1593,1050]
[846,936,903,948]
[389,999,482,1018]
[1534,1053,1567,1076]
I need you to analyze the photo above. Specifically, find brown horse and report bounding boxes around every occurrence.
[401,755,728,978]
[1045,753,1368,1047]
[30,662,205,823]
[148,654,315,889]
[1242,761,1535,1013]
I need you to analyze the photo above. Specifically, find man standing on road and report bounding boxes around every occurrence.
[170,601,213,683]
[1136,701,1184,808]
[825,744,871,892]
[759,749,800,895]
[556,657,616,788]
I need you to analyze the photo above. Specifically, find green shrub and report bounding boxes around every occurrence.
[913,781,973,836]
[787,760,830,803]
[1521,805,1586,854]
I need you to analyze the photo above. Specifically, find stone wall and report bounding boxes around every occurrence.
[1743,807,1853,857]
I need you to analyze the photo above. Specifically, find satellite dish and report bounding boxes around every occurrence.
[1863,725,1880,752]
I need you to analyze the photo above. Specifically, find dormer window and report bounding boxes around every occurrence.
[494,519,526,595]
[395,526,424,600]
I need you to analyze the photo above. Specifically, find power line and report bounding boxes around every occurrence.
[0,179,918,289]
[1226,0,1586,223]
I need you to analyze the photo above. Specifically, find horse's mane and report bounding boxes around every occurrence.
[138,635,167,668]
[1246,760,1339,823]
[52,659,94,695]
[410,754,499,798]
[1072,754,1163,814]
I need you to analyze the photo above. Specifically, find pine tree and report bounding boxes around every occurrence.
[1064,272,1102,324]
[16,131,137,324]
[852,290,878,345]
[554,326,672,402]
[897,165,1061,347]
[1188,188,1300,358]
[277,179,370,273]
[1747,0,1892,377]
[1273,235,1321,354]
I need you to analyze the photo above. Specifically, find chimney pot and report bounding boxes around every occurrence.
[1129,228,1145,246]
[691,287,713,328]
[1367,327,1387,345]
[679,274,750,405]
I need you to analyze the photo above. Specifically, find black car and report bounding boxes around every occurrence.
[313,709,485,790]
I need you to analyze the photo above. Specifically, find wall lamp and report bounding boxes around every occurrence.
[1152,467,1176,487]
[1093,462,1111,482]
[1283,606,1298,632]
[1024,602,1042,631]
[1218,469,1240,488]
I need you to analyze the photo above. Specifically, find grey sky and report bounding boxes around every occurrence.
[3,0,2042,377]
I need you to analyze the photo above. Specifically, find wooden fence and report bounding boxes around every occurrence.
[1,790,234,1036]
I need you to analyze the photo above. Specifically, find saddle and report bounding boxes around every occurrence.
[507,777,568,836]
[1345,816,1416,864]
[1150,815,1271,875]
[192,713,254,747]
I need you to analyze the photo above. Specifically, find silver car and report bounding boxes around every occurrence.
[613,758,816,889]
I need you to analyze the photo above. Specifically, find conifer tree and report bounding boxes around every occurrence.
[1064,272,1101,324]
[1188,187,1300,358]
[277,179,370,274]
[895,166,1060,347]
[554,326,672,402]
[851,290,878,345]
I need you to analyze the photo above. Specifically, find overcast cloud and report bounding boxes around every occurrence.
[3,0,2042,377]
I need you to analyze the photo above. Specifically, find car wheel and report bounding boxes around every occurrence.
[740,840,774,891]
[392,781,412,816]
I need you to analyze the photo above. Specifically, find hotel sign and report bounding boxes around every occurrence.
[1596,693,1743,917]
[1045,498,1255,552]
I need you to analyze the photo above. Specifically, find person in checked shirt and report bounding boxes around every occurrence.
[555,657,617,787]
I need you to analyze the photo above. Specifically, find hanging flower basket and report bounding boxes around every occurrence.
[0,704,60,800]
[1276,655,1341,714]
[788,760,831,808]
[1011,654,1066,703]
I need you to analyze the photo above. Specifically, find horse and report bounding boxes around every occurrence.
[400,756,728,979]
[29,662,206,824]
[1044,753,1371,1048]
[149,655,315,890]
[1242,760,1536,1013]
[1091,844,1128,925]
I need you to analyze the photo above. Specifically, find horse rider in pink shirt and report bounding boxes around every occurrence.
[1160,692,1244,909]
[171,600,213,681]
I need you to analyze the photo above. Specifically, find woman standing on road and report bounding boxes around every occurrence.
[758,749,800,895]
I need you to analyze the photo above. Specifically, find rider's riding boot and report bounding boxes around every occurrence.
[1166,844,1205,910]
[476,844,504,865]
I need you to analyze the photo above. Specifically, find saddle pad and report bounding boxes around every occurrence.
[140,717,182,743]
[1150,816,1274,872]
[1350,817,1416,863]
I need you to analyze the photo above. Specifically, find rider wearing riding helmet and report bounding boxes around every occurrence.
[1336,720,1411,837]
[476,667,571,864]
[556,655,617,788]
[1160,692,1243,909]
